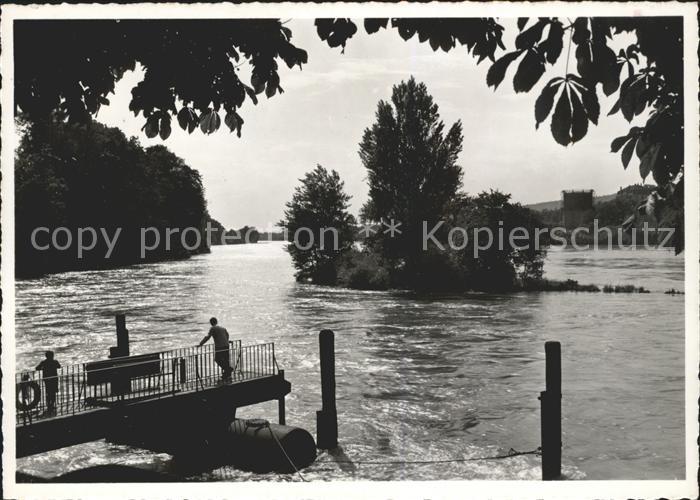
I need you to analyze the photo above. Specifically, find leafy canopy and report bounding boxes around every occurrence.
[15,19,308,139]
[359,77,463,272]
[279,165,356,284]
[451,191,546,291]
[15,119,208,276]
[282,80,547,293]
[315,17,684,252]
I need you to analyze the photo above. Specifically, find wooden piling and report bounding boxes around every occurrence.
[110,314,130,358]
[316,329,338,449]
[278,369,286,425]
[110,314,131,395]
[539,341,562,480]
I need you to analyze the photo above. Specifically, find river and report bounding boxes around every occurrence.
[14,243,685,481]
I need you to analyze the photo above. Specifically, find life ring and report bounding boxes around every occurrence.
[16,380,41,412]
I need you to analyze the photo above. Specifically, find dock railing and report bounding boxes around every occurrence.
[16,341,278,425]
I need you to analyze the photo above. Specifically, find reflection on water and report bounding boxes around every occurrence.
[15,243,684,480]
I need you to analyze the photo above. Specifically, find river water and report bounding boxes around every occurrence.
[15,243,685,481]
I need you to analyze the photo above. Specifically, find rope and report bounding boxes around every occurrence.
[241,419,537,478]
[268,426,308,482]
[316,447,541,466]
[244,419,308,482]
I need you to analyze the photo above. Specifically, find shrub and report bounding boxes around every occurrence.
[337,250,391,290]
[521,278,600,292]
[603,284,649,293]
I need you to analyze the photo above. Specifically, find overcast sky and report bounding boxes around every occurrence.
[97,19,644,230]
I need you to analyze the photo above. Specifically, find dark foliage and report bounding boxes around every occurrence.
[222,226,260,245]
[602,284,649,293]
[15,19,307,140]
[520,278,600,293]
[15,118,208,277]
[359,77,463,285]
[335,189,549,293]
[315,17,684,252]
[279,165,356,285]
[336,249,391,290]
[207,218,227,245]
[450,191,547,292]
[206,220,260,245]
[258,231,286,242]
[287,80,547,293]
[14,18,684,252]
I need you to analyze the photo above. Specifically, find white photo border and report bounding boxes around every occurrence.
[1,2,698,499]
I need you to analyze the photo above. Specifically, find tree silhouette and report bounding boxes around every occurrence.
[450,191,546,292]
[15,119,208,276]
[14,17,685,250]
[315,17,684,251]
[15,19,307,139]
[359,77,463,282]
[279,165,356,284]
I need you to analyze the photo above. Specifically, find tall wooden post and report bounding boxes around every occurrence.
[110,314,131,395]
[539,341,562,480]
[316,329,338,449]
[110,314,130,358]
[278,369,286,425]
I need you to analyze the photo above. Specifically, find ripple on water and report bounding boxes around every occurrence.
[15,244,685,480]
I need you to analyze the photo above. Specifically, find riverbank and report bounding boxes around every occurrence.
[520,279,650,293]
[14,245,210,280]
[333,275,653,294]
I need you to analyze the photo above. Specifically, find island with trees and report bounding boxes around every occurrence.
[279,78,671,293]
[281,79,550,293]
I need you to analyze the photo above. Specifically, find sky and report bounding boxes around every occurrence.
[97,19,644,230]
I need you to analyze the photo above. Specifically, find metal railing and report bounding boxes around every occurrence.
[16,341,278,425]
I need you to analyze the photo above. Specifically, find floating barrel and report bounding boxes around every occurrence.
[107,410,317,474]
[226,418,317,473]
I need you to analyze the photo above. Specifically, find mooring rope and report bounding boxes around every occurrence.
[315,447,542,466]
[268,426,309,482]
[243,418,538,479]
[243,419,308,482]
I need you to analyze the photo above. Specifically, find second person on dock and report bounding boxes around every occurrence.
[198,317,234,382]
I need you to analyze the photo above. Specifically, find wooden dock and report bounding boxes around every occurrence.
[16,333,291,458]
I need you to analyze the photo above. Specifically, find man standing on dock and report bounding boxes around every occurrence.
[36,351,61,415]
[198,317,233,382]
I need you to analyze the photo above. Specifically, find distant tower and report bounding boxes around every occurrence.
[561,190,594,229]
